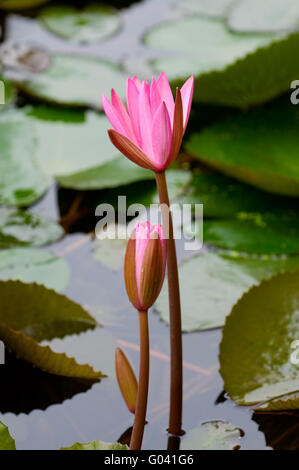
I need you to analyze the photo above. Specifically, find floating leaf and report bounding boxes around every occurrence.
[146,17,299,108]
[39,4,121,44]
[0,324,103,380]
[186,98,299,195]
[61,440,128,450]
[0,113,50,206]
[180,421,244,450]
[253,412,299,450]
[175,0,235,18]
[0,0,50,9]
[0,206,63,248]
[0,248,70,292]
[220,270,299,406]
[0,280,97,341]
[17,53,126,109]
[228,0,299,33]
[201,215,299,255]
[183,172,299,218]
[0,106,152,191]
[254,391,299,412]
[155,252,299,331]
[0,421,15,450]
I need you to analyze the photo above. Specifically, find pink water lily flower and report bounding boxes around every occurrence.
[124,222,167,312]
[102,72,194,172]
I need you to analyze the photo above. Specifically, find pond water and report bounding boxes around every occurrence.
[0,0,297,451]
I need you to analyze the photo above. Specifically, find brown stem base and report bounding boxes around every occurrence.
[130,310,150,450]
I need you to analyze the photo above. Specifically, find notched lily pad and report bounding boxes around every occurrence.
[39,4,121,44]
[61,440,128,450]
[181,421,244,450]
[175,0,235,18]
[0,0,50,9]
[220,270,299,406]
[155,252,299,331]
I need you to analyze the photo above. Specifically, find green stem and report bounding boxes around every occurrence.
[130,310,150,450]
[155,170,183,436]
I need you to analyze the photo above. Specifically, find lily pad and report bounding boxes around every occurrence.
[17,53,126,109]
[61,440,128,450]
[0,113,50,206]
[0,106,152,191]
[175,0,235,18]
[0,248,70,292]
[228,0,299,33]
[155,252,299,331]
[0,206,63,248]
[220,270,299,406]
[254,391,299,412]
[201,214,299,255]
[0,421,15,450]
[186,98,299,196]
[181,421,244,450]
[0,0,50,9]
[0,280,97,341]
[146,17,299,108]
[0,324,103,380]
[183,172,299,218]
[39,4,121,44]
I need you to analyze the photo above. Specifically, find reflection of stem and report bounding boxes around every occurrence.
[155,170,183,436]
[130,311,149,450]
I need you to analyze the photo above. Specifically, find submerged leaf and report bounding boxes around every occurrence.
[155,252,299,331]
[181,421,244,450]
[39,4,121,43]
[220,270,299,406]
[0,421,15,450]
[0,206,63,248]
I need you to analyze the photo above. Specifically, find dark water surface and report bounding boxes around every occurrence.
[0,0,295,450]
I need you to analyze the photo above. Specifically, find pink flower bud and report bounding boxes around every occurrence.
[124,222,167,312]
[102,72,194,172]
[115,348,138,414]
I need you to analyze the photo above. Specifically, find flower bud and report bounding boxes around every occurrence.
[124,222,166,312]
[115,348,138,414]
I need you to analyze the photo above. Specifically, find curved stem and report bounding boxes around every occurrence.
[130,310,150,450]
[155,171,183,436]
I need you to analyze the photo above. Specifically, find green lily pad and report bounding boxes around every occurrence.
[155,252,299,331]
[175,0,235,18]
[181,421,244,450]
[186,98,299,196]
[0,206,63,248]
[0,323,103,380]
[39,4,121,44]
[0,248,70,292]
[0,280,97,341]
[254,391,299,412]
[0,106,152,191]
[0,421,15,450]
[61,440,128,450]
[17,53,126,109]
[220,270,299,406]
[228,0,299,33]
[0,0,50,9]
[0,113,50,206]
[183,172,299,218]
[201,214,299,255]
[146,17,299,108]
